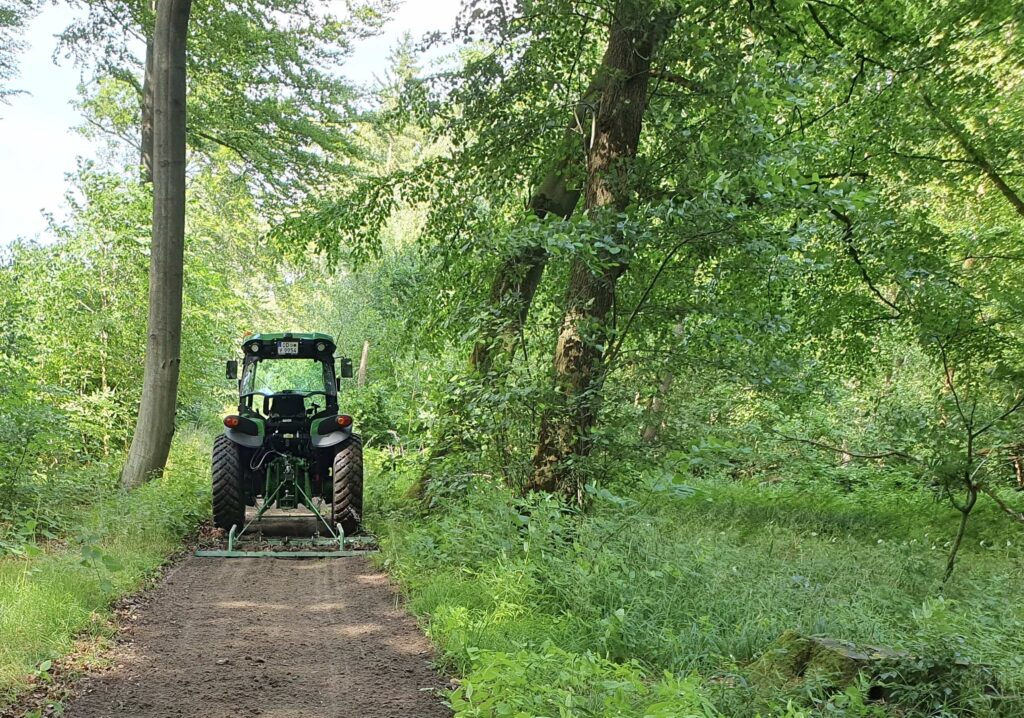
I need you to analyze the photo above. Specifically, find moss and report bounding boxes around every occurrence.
[749,629,1002,713]
[750,630,876,686]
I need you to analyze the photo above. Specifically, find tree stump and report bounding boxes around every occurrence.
[749,630,998,706]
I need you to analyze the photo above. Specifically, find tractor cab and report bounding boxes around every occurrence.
[228,333,351,419]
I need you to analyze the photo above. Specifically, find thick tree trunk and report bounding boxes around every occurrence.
[417,136,588,496]
[416,70,605,498]
[530,0,673,496]
[357,340,369,386]
[121,0,191,490]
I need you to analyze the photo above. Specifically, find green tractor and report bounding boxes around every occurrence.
[212,332,364,540]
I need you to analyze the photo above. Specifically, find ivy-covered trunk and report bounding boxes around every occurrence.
[530,0,674,496]
[121,0,191,489]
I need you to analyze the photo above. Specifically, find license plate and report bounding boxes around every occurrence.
[277,341,299,355]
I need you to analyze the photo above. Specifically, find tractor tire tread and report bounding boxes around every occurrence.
[212,434,246,530]
[332,434,363,536]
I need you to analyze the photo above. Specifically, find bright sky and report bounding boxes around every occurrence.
[0,0,462,246]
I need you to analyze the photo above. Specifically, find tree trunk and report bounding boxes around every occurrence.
[416,149,586,496]
[468,75,606,374]
[923,94,1024,219]
[641,371,673,443]
[357,340,369,386]
[121,0,191,490]
[141,33,155,184]
[530,0,674,496]
[415,68,607,498]
[640,322,684,443]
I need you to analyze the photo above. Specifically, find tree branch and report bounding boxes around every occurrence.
[603,229,723,368]
[939,342,970,430]
[807,0,898,43]
[806,3,843,48]
[108,66,144,98]
[831,209,901,318]
[978,482,1024,524]
[770,430,920,462]
[881,150,975,166]
[776,54,865,141]
[923,94,1024,219]
[972,392,1024,440]
[963,254,1024,262]
[188,127,249,162]
[646,68,704,94]
[81,115,142,152]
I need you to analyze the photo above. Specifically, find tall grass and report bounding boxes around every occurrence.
[371,453,1024,717]
[0,430,209,707]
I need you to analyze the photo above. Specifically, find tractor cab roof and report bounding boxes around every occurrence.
[244,332,335,345]
[241,333,336,360]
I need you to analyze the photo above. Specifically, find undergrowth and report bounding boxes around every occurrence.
[0,429,209,709]
[370,451,1024,717]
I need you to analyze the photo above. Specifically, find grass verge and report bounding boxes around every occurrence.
[0,430,209,710]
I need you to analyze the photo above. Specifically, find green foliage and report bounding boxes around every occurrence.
[0,430,209,709]
[7,0,1024,713]
[373,450,1024,717]
[453,646,720,718]
[0,0,36,100]
[0,153,315,551]
[62,0,396,205]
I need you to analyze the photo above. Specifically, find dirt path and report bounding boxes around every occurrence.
[65,556,452,718]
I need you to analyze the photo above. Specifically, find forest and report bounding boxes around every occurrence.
[1,0,1023,716]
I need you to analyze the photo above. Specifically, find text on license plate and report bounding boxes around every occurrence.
[277,341,299,355]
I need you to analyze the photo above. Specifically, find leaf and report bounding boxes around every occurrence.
[102,554,124,572]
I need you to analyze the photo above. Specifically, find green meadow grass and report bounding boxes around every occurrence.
[0,431,209,708]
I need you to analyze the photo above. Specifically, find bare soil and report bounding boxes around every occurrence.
[63,556,452,718]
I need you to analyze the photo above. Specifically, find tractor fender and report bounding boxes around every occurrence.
[223,427,263,449]
[222,415,264,449]
[311,427,352,449]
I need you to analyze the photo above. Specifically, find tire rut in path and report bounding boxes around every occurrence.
[66,557,452,718]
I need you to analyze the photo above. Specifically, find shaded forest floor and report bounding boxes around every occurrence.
[374,453,1024,717]
[4,440,1023,717]
[0,432,212,712]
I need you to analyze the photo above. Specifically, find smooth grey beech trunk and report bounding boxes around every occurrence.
[141,33,155,184]
[121,0,192,490]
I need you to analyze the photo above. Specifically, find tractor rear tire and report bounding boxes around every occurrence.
[331,434,363,536]
[212,434,246,531]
